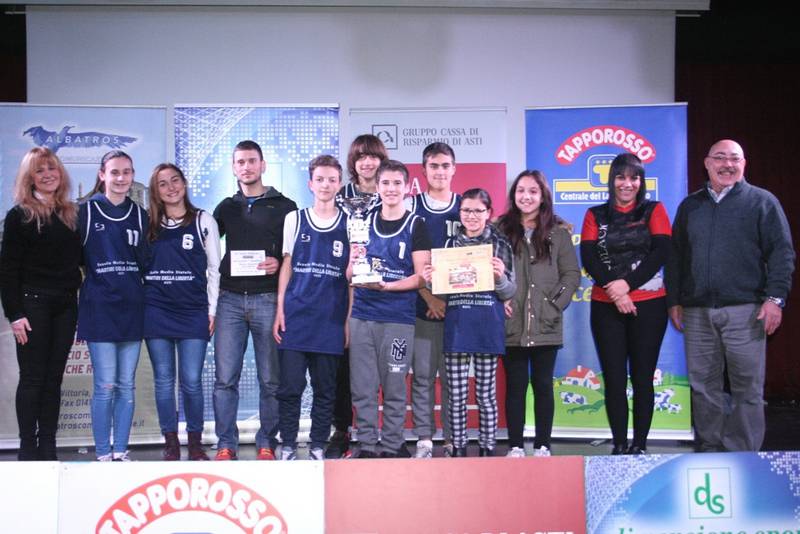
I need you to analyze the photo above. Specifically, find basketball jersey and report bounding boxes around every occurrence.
[351,212,420,326]
[77,197,146,342]
[409,192,461,320]
[280,208,350,355]
[144,213,209,340]
[443,238,506,355]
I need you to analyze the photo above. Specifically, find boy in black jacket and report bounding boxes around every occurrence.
[212,140,297,461]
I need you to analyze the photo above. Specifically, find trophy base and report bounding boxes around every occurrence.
[352,272,383,285]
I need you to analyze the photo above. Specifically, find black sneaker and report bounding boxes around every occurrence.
[380,443,412,458]
[354,448,378,459]
[325,431,351,459]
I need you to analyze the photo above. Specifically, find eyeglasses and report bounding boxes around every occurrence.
[460,208,488,216]
[708,155,743,164]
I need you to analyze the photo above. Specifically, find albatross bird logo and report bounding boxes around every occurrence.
[23,125,137,153]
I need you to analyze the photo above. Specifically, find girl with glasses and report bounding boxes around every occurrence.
[425,188,515,457]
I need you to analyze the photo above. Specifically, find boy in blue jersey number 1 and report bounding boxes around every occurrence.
[405,142,461,458]
[348,159,432,458]
[273,155,350,461]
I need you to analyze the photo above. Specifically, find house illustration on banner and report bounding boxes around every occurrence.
[561,365,601,390]
[653,368,663,386]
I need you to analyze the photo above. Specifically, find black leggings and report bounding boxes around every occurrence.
[590,297,667,448]
[503,345,558,449]
[16,289,78,459]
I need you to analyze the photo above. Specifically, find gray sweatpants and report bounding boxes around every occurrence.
[349,317,413,453]
[412,318,450,440]
[683,303,766,452]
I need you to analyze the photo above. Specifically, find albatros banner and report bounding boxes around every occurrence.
[0,103,166,448]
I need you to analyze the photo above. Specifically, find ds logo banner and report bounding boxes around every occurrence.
[687,468,732,519]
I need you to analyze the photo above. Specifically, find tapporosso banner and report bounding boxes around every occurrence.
[525,104,691,440]
[0,104,167,448]
[57,461,323,533]
[174,104,339,435]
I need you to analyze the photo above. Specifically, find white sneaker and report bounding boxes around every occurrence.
[533,445,551,457]
[112,451,131,462]
[506,446,526,458]
[309,447,324,461]
[97,453,113,462]
[280,447,297,461]
[414,439,433,459]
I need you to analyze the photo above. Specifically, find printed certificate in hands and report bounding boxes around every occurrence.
[230,250,266,277]
[431,244,495,295]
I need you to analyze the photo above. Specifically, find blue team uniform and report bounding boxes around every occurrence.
[409,192,461,320]
[279,209,350,355]
[77,194,147,342]
[144,213,210,340]
[351,212,421,326]
[443,238,506,355]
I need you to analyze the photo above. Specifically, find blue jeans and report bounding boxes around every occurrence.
[213,290,279,450]
[146,338,208,434]
[277,349,339,449]
[88,341,141,456]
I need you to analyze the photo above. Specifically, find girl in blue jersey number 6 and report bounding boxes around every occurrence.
[144,163,220,461]
[78,151,149,461]
[424,188,516,457]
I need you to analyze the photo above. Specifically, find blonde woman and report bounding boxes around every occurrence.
[0,147,81,460]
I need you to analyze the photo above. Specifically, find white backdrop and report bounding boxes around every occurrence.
[26,5,675,178]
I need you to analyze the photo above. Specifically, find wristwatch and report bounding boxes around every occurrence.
[766,296,786,308]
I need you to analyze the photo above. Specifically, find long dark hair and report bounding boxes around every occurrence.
[147,163,199,242]
[497,170,564,261]
[607,152,646,207]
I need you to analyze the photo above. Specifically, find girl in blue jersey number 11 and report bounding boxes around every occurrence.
[78,151,149,461]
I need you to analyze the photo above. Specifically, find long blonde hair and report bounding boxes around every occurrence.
[13,147,77,231]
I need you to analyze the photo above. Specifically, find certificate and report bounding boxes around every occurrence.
[230,250,266,277]
[431,244,495,295]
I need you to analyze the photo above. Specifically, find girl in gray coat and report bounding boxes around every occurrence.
[497,170,580,457]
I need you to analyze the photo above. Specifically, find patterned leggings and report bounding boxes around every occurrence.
[445,353,498,450]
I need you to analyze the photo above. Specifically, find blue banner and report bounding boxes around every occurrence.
[174,105,339,429]
[525,104,690,438]
[585,452,800,533]
[174,105,339,211]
